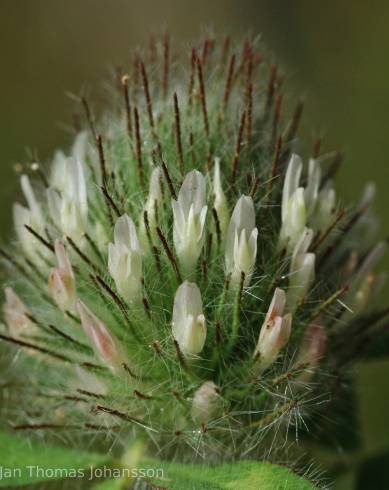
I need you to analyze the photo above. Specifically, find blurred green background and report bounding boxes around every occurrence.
[1,0,389,487]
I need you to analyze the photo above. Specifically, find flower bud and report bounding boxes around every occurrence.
[77,299,126,371]
[14,175,48,264]
[355,241,387,284]
[20,174,44,226]
[213,158,229,241]
[225,195,258,287]
[297,323,327,381]
[281,153,303,223]
[279,187,307,253]
[254,288,292,370]
[172,170,207,276]
[341,242,387,319]
[50,151,68,192]
[172,281,206,356]
[50,132,88,191]
[48,239,76,313]
[287,227,316,313]
[357,181,376,211]
[191,381,223,424]
[290,226,312,264]
[312,184,336,233]
[139,167,163,247]
[304,158,321,218]
[71,131,89,163]
[3,287,32,335]
[108,214,143,303]
[47,157,88,242]
[353,274,375,314]
[345,182,379,253]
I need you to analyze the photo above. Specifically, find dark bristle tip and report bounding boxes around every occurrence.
[161,160,177,200]
[156,226,182,282]
[231,110,246,184]
[134,389,152,400]
[133,106,145,188]
[196,55,210,140]
[173,92,184,174]
[24,225,54,253]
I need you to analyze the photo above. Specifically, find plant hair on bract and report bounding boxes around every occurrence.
[0,32,387,470]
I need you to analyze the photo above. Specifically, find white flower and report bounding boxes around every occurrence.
[290,227,314,273]
[279,187,307,253]
[287,228,315,312]
[77,300,126,372]
[50,131,89,191]
[286,252,315,312]
[304,158,321,218]
[278,144,306,253]
[191,381,222,423]
[50,150,68,191]
[305,157,337,232]
[48,239,76,313]
[71,131,89,163]
[14,175,47,264]
[172,281,206,356]
[225,195,258,287]
[280,153,338,243]
[254,288,292,370]
[3,287,32,336]
[312,184,336,232]
[281,154,303,223]
[139,167,163,247]
[213,157,229,241]
[172,170,207,276]
[108,214,142,303]
[47,157,88,242]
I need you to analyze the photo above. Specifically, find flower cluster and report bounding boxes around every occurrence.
[0,34,387,463]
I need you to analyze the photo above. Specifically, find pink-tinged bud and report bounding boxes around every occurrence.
[191,381,223,424]
[254,288,292,371]
[48,240,76,313]
[77,300,126,372]
[3,287,32,335]
[343,241,388,318]
[297,323,327,381]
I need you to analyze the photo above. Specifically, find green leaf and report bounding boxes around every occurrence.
[0,431,316,489]
[127,459,316,490]
[0,431,108,487]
